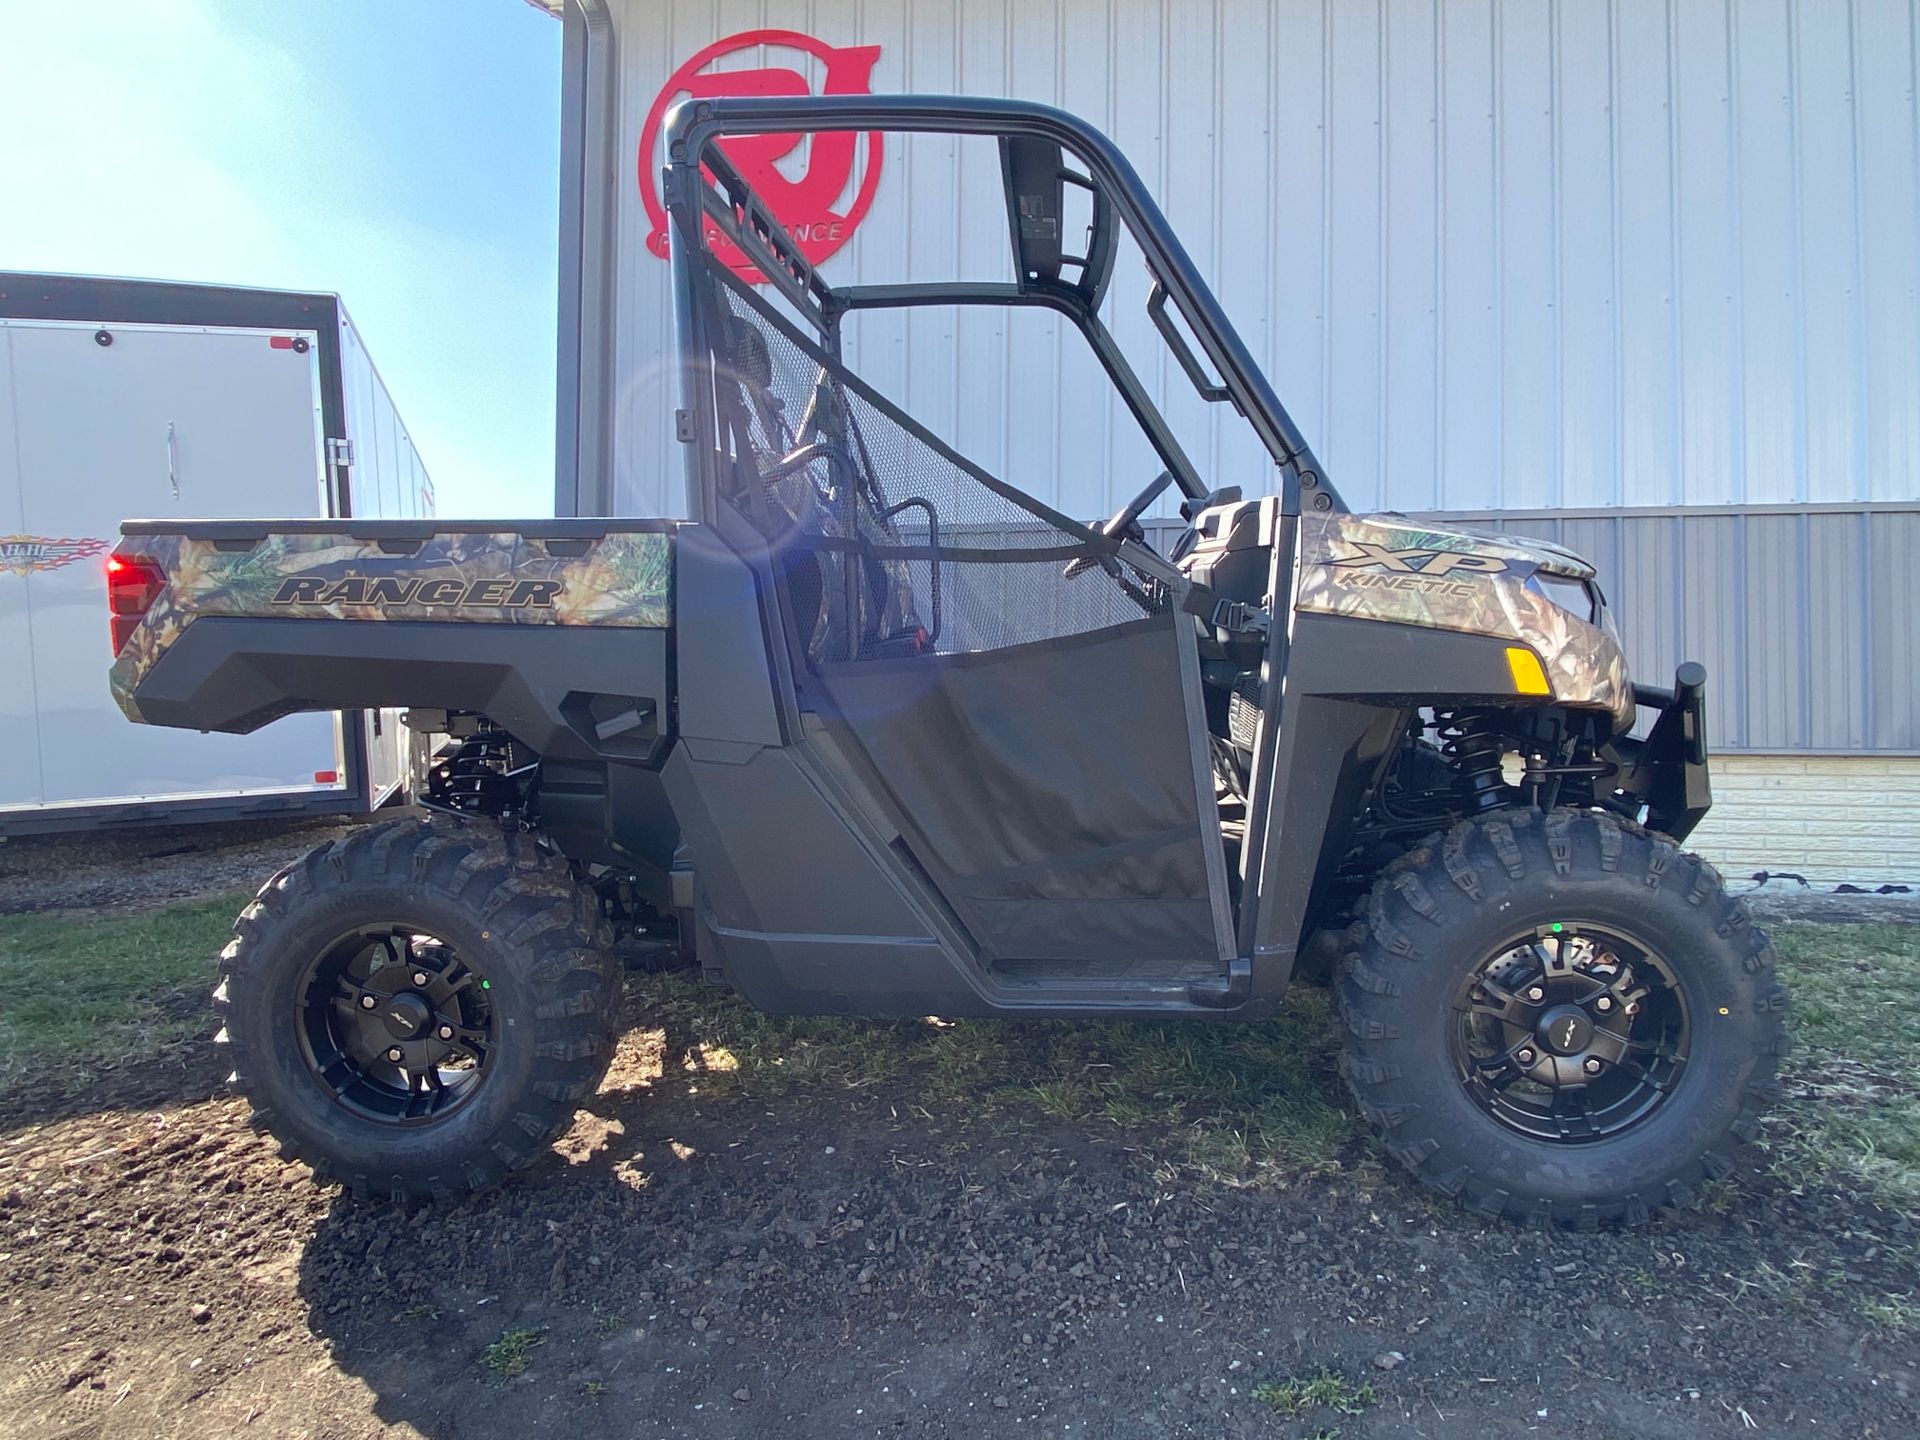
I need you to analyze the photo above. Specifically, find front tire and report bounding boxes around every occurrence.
[1336,809,1788,1227]
[215,818,621,1201]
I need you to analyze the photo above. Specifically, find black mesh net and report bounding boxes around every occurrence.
[705,270,1164,667]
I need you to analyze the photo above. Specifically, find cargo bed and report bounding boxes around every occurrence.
[109,519,675,759]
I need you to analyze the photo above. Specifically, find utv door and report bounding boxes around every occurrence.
[702,272,1233,971]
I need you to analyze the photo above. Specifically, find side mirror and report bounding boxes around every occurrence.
[1000,135,1066,284]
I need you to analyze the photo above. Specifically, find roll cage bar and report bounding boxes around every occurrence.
[661,93,1343,519]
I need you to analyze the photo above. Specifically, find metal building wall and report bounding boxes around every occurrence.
[1140,501,1920,754]
[1431,503,1920,753]
[572,0,1920,771]
[594,0,1920,520]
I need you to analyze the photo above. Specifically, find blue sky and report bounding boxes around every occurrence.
[0,0,561,517]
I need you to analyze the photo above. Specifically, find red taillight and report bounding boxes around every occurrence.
[106,554,166,655]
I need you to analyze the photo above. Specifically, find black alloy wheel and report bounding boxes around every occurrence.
[1452,923,1690,1143]
[296,926,497,1126]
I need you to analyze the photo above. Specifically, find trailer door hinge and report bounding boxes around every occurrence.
[1210,599,1271,637]
[674,408,694,443]
[325,438,354,513]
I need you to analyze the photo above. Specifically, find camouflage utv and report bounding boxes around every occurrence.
[106,96,1784,1224]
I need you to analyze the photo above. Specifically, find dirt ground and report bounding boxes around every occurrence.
[1,823,1916,1439]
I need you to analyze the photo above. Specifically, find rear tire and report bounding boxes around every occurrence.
[1336,808,1787,1227]
[215,817,621,1201]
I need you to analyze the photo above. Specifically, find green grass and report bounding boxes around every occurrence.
[1250,1367,1377,1417]
[1861,1290,1920,1337]
[631,919,1920,1202]
[631,969,1358,1183]
[1768,922,1920,1210]
[3,885,1914,1215]
[590,1307,627,1337]
[0,891,246,1088]
[480,1325,546,1379]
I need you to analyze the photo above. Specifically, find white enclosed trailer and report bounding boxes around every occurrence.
[0,272,432,834]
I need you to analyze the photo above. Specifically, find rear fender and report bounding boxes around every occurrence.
[129,617,672,767]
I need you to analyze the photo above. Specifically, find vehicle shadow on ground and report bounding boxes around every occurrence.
[291,1077,856,1437]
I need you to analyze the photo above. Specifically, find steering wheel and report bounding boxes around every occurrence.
[1063,470,1176,579]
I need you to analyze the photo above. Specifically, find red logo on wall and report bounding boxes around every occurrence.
[638,29,885,280]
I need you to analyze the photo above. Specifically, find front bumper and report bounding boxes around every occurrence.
[1611,662,1712,842]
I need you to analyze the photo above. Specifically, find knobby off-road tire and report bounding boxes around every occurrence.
[214,817,621,1202]
[1336,808,1788,1227]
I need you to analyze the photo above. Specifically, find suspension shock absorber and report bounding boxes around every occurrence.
[1439,708,1509,812]
[434,726,524,817]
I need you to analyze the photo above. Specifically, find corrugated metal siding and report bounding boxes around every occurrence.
[1429,504,1920,753]
[1137,501,1919,753]
[589,1,1918,756]
[601,0,1920,519]
[338,307,434,522]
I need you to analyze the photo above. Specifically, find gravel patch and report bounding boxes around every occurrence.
[0,816,366,915]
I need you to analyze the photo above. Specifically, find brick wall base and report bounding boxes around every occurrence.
[1684,755,1920,888]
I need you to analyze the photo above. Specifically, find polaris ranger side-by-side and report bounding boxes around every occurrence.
[106,97,1783,1224]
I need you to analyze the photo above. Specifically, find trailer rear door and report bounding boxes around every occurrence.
[0,317,347,816]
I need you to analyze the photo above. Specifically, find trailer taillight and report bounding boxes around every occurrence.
[106,554,166,655]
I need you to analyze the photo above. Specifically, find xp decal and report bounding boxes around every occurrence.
[1330,542,1511,577]
[638,30,884,279]
[1297,513,1632,722]
[0,534,108,577]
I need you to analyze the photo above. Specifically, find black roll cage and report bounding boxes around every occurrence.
[660,93,1343,521]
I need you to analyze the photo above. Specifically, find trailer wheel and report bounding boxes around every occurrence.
[215,817,620,1201]
[1336,808,1787,1227]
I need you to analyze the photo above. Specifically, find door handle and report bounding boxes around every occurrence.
[165,421,180,501]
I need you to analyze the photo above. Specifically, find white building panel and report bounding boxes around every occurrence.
[596,0,1920,521]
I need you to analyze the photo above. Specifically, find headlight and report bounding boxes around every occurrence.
[1526,571,1601,623]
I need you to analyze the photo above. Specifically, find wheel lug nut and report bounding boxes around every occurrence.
[359,995,377,1010]
[1516,1048,1536,1065]
[437,1025,454,1041]
[1584,1057,1603,1074]
[386,1047,405,1063]
[411,971,430,987]
[1527,987,1545,1002]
